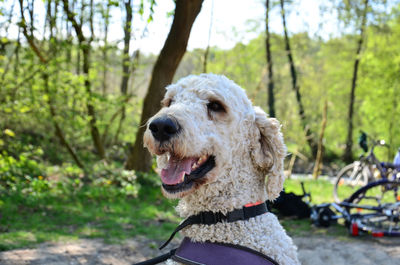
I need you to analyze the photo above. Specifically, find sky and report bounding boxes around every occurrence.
[3,0,343,54]
[120,0,339,54]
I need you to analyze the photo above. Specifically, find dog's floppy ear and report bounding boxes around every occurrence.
[251,106,286,200]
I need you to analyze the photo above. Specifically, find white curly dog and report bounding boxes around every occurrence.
[144,74,299,265]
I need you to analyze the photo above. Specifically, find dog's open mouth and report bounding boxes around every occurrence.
[161,154,215,193]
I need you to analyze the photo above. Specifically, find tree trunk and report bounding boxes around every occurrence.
[82,44,106,159]
[265,0,275,118]
[43,73,85,169]
[343,0,369,163]
[101,2,111,96]
[65,1,73,65]
[313,100,328,179]
[0,1,15,55]
[280,0,317,157]
[28,0,34,37]
[120,0,132,97]
[202,0,213,73]
[62,0,106,159]
[113,0,133,145]
[125,0,204,172]
[388,95,397,160]
[13,28,21,78]
[114,51,140,144]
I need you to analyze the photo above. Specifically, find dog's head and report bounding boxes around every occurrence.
[144,74,286,201]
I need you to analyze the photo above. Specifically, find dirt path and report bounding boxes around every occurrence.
[0,236,399,265]
[294,236,400,265]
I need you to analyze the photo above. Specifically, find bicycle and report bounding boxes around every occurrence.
[312,179,400,237]
[333,132,398,202]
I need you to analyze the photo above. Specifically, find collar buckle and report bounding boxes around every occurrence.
[200,211,225,224]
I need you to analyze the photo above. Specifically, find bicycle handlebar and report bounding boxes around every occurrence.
[300,182,312,202]
[362,132,388,150]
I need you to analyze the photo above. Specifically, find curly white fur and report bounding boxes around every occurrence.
[144,74,299,265]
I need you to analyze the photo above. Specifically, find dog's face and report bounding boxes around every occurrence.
[144,74,286,200]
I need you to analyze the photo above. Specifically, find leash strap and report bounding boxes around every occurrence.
[159,202,268,250]
[133,248,177,265]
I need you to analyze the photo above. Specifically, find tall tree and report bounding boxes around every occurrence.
[101,1,111,96]
[343,0,369,162]
[0,3,20,86]
[120,0,132,99]
[18,0,84,169]
[114,0,133,144]
[0,0,15,55]
[313,100,328,179]
[280,0,318,157]
[202,0,213,73]
[125,0,204,172]
[62,0,106,159]
[265,0,275,117]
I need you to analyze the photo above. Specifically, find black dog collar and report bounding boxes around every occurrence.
[159,201,268,250]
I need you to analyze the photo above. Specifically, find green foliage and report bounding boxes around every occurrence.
[90,160,140,197]
[177,8,400,161]
[357,18,400,159]
[0,172,176,251]
[1,0,400,249]
[139,0,158,22]
[0,140,45,191]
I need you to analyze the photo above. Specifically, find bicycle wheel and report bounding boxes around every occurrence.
[333,162,369,202]
[346,180,400,237]
[350,212,400,237]
[347,179,400,206]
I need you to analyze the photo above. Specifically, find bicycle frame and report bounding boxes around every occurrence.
[352,140,388,179]
[311,198,400,237]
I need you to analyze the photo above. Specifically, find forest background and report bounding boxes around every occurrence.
[0,0,400,250]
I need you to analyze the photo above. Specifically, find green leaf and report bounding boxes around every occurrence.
[19,106,30,113]
[4,129,15,137]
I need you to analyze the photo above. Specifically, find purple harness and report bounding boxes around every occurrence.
[133,202,275,265]
[172,237,279,265]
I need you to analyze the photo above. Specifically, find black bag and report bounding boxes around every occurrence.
[268,190,311,219]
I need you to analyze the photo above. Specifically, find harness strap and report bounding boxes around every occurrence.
[159,201,268,250]
[172,237,280,265]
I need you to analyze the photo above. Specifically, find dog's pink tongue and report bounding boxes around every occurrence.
[161,156,195,185]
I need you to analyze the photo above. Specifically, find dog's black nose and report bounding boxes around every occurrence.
[149,116,180,142]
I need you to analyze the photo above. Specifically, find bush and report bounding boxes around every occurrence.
[0,150,45,191]
[89,160,140,197]
[0,130,141,198]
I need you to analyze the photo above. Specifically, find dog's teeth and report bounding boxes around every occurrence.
[198,155,207,165]
[192,155,208,171]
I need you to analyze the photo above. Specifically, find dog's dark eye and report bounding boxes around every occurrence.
[207,101,225,112]
[162,98,173,107]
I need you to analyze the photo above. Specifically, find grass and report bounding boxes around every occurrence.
[0,184,179,251]
[284,178,344,204]
[0,177,354,251]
